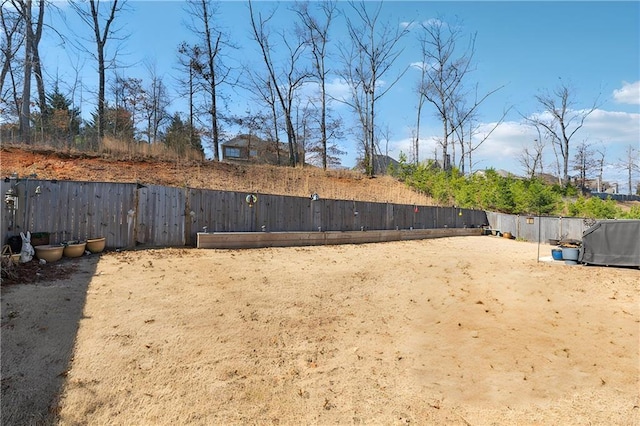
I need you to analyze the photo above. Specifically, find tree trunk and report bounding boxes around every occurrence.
[88,0,120,142]
[320,78,327,170]
[19,0,32,144]
[414,95,424,165]
[369,91,375,176]
[31,0,45,134]
[97,43,105,139]
[202,2,220,161]
[562,136,570,185]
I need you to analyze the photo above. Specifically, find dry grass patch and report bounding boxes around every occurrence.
[0,145,433,205]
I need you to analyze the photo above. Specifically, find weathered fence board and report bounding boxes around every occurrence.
[1,179,136,248]
[136,185,187,247]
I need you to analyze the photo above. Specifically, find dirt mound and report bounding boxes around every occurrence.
[0,146,432,205]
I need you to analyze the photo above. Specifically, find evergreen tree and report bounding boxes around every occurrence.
[43,84,81,145]
[87,104,135,141]
[164,113,203,158]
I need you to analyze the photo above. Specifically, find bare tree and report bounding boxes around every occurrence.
[69,0,127,143]
[293,98,314,166]
[291,92,345,168]
[176,42,205,150]
[417,16,505,173]
[518,138,545,179]
[452,94,509,174]
[293,0,336,170]
[412,61,427,165]
[338,1,409,176]
[416,17,472,170]
[619,145,639,195]
[10,0,45,143]
[549,143,564,185]
[518,147,536,180]
[594,146,606,192]
[26,0,45,130]
[0,2,24,120]
[112,74,145,143]
[183,0,233,161]
[248,0,310,167]
[140,63,170,144]
[571,140,596,189]
[526,82,599,185]
[242,69,284,165]
[0,7,24,142]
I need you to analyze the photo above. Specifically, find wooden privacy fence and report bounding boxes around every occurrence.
[485,211,590,242]
[1,179,488,249]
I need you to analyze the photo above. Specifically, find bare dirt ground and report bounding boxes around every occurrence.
[2,236,638,425]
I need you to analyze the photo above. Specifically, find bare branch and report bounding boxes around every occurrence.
[525,81,601,185]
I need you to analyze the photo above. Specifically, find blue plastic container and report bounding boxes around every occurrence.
[551,249,563,261]
[562,247,580,265]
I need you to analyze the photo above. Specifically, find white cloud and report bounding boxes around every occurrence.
[470,111,639,184]
[422,18,444,27]
[581,109,640,144]
[410,61,425,71]
[325,77,389,105]
[364,108,637,191]
[469,121,532,173]
[326,78,351,104]
[613,81,640,105]
[387,134,439,164]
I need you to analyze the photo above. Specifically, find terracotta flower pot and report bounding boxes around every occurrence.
[64,241,87,258]
[34,245,64,263]
[86,237,106,253]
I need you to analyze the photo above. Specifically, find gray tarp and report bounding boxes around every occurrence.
[579,220,640,267]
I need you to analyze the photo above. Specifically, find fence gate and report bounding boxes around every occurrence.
[135,184,188,247]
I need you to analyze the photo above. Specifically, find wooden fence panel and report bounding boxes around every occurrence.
[2,179,490,250]
[136,185,187,247]
[485,212,587,242]
[0,179,136,248]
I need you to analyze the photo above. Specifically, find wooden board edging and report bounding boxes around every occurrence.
[197,228,483,249]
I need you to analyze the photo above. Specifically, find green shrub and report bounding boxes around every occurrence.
[566,196,622,219]
[618,204,640,219]
[396,154,627,219]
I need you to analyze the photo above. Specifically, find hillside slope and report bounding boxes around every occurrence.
[0,146,434,205]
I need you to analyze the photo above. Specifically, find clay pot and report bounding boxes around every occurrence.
[34,245,64,263]
[64,241,87,258]
[86,237,106,253]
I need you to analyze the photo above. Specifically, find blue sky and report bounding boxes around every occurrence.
[40,1,639,192]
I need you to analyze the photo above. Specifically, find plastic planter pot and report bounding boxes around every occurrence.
[34,245,64,263]
[561,247,580,265]
[63,241,87,258]
[86,237,106,253]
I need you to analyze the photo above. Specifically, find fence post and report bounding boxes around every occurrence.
[130,183,141,248]
[184,188,192,246]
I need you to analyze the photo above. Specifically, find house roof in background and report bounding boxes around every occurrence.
[222,134,268,148]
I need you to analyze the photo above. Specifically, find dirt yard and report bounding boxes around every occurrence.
[1,236,639,425]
